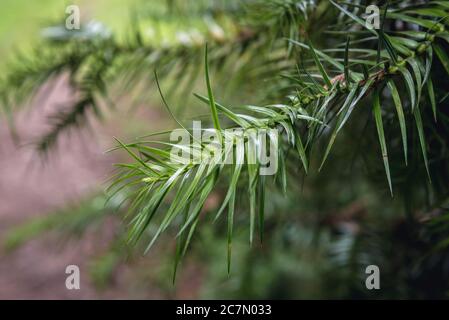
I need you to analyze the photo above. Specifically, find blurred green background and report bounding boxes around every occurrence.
[0,0,448,300]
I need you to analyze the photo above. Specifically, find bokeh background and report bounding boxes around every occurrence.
[0,0,192,299]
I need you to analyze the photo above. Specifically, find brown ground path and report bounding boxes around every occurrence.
[0,78,202,299]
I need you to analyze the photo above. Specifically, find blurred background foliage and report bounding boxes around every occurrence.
[1,0,449,299]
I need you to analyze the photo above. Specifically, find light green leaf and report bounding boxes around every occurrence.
[330,0,377,35]
[387,81,408,165]
[399,67,417,111]
[204,44,222,142]
[373,90,393,196]
[319,86,358,171]
[427,78,437,122]
[434,44,449,77]
[413,107,432,182]
[308,40,332,88]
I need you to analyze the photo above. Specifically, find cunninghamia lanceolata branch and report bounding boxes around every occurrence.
[109,1,449,278]
[1,0,448,278]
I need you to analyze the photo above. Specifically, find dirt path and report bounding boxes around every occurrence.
[0,77,117,298]
[0,0,205,296]
[0,78,203,299]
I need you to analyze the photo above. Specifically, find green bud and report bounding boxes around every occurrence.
[397,60,406,67]
[417,43,427,54]
[388,66,399,74]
